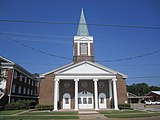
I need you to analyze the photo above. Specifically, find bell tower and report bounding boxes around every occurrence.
[73,8,94,63]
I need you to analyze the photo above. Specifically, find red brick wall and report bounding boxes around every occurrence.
[6,69,14,95]
[116,75,128,104]
[39,73,55,105]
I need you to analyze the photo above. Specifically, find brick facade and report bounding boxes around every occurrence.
[39,73,55,105]
[39,75,128,109]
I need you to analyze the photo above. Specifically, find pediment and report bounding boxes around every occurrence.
[55,62,114,75]
[41,61,127,78]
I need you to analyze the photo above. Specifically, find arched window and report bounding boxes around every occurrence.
[63,93,71,109]
[99,93,107,109]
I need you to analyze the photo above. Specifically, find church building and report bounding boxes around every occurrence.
[39,8,128,111]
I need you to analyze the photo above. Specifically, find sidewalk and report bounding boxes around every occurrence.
[79,110,107,120]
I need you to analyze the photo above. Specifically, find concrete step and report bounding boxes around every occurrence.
[79,110,99,114]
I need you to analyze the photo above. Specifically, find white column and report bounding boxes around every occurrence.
[88,42,91,56]
[53,78,59,111]
[109,80,113,101]
[74,79,79,111]
[112,78,119,110]
[77,42,80,55]
[93,79,99,110]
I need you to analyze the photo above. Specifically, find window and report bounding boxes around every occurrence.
[31,89,33,95]
[14,71,17,79]
[18,86,21,93]
[19,74,23,81]
[78,98,82,104]
[32,80,34,86]
[65,98,69,104]
[11,84,16,93]
[28,79,31,85]
[88,98,92,104]
[81,43,87,55]
[83,98,87,104]
[24,76,27,83]
[100,98,104,104]
[23,87,26,94]
[1,69,7,77]
[27,88,30,95]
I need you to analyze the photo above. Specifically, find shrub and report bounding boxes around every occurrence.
[4,100,37,110]
[35,104,53,111]
[118,104,131,110]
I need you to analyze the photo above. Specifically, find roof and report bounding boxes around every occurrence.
[77,8,89,36]
[148,91,160,95]
[40,61,127,78]
[0,56,35,78]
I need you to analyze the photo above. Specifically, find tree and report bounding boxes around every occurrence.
[127,83,160,96]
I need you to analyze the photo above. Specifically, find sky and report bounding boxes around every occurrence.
[0,0,160,86]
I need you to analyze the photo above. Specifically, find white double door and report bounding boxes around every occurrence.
[78,91,94,109]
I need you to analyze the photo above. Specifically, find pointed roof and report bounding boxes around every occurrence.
[77,8,89,36]
[40,61,127,79]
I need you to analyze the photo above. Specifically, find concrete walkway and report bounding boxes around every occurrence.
[79,110,107,120]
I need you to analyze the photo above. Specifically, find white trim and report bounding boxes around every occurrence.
[94,79,99,110]
[63,93,71,109]
[40,61,127,79]
[88,42,91,56]
[99,93,107,109]
[55,75,116,80]
[112,78,119,110]
[77,42,80,56]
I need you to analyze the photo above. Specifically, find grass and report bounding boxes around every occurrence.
[22,111,78,115]
[0,109,25,115]
[100,110,160,118]
[100,109,146,114]
[104,113,160,118]
[0,110,79,119]
[0,116,79,120]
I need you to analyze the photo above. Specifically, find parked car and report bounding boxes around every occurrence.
[145,101,160,105]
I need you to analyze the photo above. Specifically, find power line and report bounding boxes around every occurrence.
[1,32,160,62]
[96,50,160,62]
[0,32,72,61]
[0,19,160,30]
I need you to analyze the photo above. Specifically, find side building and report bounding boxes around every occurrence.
[0,56,39,109]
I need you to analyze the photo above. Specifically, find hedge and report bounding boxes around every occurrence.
[118,104,131,110]
[35,104,53,111]
[4,100,36,110]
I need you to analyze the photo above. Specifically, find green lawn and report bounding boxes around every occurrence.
[0,109,25,115]
[105,113,160,118]
[0,116,79,120]
[100,110,146,114]
[100,110,160,118]
[22,111,78,115]
[0,110,79,119]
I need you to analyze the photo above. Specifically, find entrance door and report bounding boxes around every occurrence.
[99,93,106,109]
[78,91,93,109]
[63,93,71,109]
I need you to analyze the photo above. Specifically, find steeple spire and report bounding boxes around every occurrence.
[77,8,89,36]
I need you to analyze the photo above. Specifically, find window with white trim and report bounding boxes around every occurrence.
[19,74,23,81]
[18,86,22,93]
[81,43,87,55]
[27,88,30,95]
[28,79,31,85]
[14,71,18,79]
[24,76,27,83]
[23,87,26,94]
[31,89,33,95]
[11,84,16,93]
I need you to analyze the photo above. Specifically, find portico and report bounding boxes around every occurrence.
[52,61,121,111]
